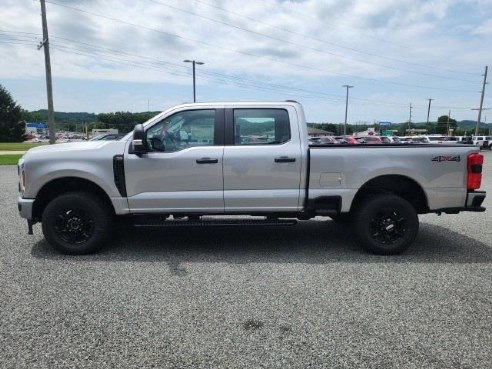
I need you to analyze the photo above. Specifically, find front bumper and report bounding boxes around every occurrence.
[18,196,35,220]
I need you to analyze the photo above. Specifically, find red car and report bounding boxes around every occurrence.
[309,136,339,145]
[335,135,360,144]
[357,136,383,144]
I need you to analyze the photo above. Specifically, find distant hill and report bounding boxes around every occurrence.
[28,110,97,123]
[456,120,490,131]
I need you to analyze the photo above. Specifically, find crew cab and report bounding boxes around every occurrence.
[17,101,486,255]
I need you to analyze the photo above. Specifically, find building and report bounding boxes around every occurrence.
[25,122,47,135]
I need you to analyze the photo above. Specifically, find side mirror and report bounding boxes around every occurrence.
[131,124,147,154]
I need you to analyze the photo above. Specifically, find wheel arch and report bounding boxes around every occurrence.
[350,174,429,214]
[33,177,115,221]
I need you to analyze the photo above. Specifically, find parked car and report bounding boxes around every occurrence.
[309,136,338,145]
[381,136,402,144]
[335,135,359,144]
[442,136,460,144]
[457,136,474,145]
[89,133,125,141]
[357,136,382,144]
[399,136,429,144]
[425,135,447,144]
[472,136,491,149]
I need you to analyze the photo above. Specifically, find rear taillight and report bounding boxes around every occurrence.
[467,153,483,190]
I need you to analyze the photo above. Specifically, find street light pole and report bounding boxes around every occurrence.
[183,59,204,102]
[342,85,353,135]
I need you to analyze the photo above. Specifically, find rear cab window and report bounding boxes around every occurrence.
[233,109,290,145]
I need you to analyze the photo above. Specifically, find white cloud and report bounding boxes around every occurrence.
[473,18,492,35]
[0,0,490,121]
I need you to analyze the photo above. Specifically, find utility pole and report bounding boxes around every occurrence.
[39,0,56,144]
[342,85,353,135]
[426,98,434,132]
[408,103,413,130]
[471,106,491,135]
[447,110,451,136]
[475,65,488,136]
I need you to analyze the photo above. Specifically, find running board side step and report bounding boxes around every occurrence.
[133,218,298,228]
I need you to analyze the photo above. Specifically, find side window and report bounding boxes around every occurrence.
[146,110,215,152]
[233,109,291,145]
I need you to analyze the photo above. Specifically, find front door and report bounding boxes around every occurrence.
[125,109,225,213]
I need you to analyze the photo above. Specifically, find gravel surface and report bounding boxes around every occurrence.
[1,152,491,368]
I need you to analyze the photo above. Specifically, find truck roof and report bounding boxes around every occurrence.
[141,101,305,129]
[175,101,302,108]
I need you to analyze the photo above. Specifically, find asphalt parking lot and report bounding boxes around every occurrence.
[1,152,491,368]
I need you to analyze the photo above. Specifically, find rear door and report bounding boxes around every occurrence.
[222,106,303,212]
[124,108,225,213]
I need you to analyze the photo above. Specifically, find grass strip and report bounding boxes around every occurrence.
[0,142,46,151]
[0,154,23,165]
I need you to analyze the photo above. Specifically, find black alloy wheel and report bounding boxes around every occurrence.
[54,208,95,245]
[353,194,419,255]
[42,192,113,254]
[369,208,406,245]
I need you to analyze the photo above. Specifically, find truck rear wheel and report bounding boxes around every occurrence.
[353,194,418,255]
[42,192,113,254]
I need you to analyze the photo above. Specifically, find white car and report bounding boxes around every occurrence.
[472,136,491,149]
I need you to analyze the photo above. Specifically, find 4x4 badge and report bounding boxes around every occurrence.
[432,155,461,162]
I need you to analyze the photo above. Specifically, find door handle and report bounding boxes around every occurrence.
[196,157,219,164]
[274,156,296,163]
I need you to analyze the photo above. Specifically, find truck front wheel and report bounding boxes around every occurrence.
[42,192,113,254]
[353,195,419,255]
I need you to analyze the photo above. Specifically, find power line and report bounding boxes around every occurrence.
[42,1,480,94]
[44,36,425,108]
[0,30,478,112]
[56,39,479,112]
[149,0,479,84]
[41,32,485,109]
[190,0,480,78]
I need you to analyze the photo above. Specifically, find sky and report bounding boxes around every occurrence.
[0,0,491,123]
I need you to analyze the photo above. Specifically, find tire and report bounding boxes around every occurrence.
[42,192,113,254]
[353,194,419,255]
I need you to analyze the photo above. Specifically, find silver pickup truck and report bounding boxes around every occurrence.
[17,101,486,255]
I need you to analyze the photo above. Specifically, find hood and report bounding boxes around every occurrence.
[27,141,109,154]
[22,140,127,160]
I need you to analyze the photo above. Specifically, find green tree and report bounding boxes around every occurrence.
[436,115,457,135]
[96,111,158,133]
[0,85,24,142]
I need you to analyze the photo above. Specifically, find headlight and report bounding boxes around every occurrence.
[18,160,26,193]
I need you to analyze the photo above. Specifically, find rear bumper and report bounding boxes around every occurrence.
[435,191,486,214]
[18,196,34,220]
[466,191,486,210]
